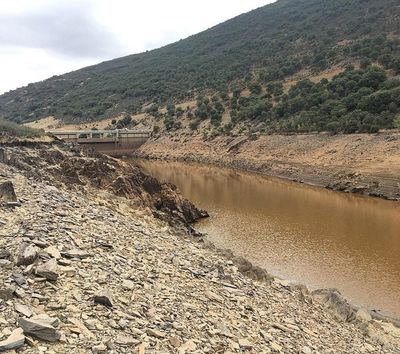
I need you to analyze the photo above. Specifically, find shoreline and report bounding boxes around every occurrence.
[135,157,400,325]
[135,132,400,202]
[1,140,400,352]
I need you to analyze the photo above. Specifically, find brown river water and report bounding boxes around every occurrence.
[137,160,400,318]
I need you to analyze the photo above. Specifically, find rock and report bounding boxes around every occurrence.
[0,180,18,203]
[122,279,134,291]
[169,336,181,348]
[0,287,14,300]
[35,259,59,281]
[32,240,49,248]
[16,243,38,266]
[0,249,10,259]
[68,318,95,339]
[311,289,356,322]
[271,341,283,352]
[61,248,91,259]
[0,260,12,268]
[0,328,25,351]
[233,256,273,283]
[356,308,372,322]
[118,318,128,329]
[18,316,61,342]
[302,346,312,354]
[205,290,224,303]
[179,340,197,351]
[92,343,107,353]
[379,322,400,338]
[146,328,166,339]
[44,246,61,259]
[238,338,253,349]
[30,314,60,328]
[93,289,113,307]
[12,273,27,287]
[15,303,33,318]
[115,335,138,346]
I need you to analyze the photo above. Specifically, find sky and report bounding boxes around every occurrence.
[0,0,274,94]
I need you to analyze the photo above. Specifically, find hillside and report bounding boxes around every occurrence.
[1,0,400,134]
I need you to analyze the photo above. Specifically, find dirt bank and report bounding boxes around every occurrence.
[1,141,400,353]
[136,132,400,201]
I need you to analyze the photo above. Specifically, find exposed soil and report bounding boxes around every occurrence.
[136,131,400,201]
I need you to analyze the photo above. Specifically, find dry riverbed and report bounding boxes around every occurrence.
[1,141,400,353]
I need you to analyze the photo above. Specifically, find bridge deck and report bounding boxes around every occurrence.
[49,129,151,157]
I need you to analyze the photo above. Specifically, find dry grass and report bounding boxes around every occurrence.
[0,118,44,137]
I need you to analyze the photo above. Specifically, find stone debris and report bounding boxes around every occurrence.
[44,245,61,259]
[0,249,10,259]
[93,289,113,307]
[238,338,253,349]
[311,288,356,322]
[356,308,372,322]
[16,243,38,266]
[0,143,399,353]
[145,328,166,339]
[0,180,18,203]
[15,303,33,318]
[35,259,59,281]
[0,328,25,351]
[18,316,61,342]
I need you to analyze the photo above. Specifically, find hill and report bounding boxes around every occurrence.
[1,0,400,134]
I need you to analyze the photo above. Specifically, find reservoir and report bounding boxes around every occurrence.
[137,160,400,318]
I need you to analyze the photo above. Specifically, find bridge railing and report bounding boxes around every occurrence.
[49,129,152,140]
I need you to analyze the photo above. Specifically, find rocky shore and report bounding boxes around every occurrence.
[1,141,400,353]
[136,132,400,201]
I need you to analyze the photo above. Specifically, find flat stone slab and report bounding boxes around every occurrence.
[0,328,25,351]
[18,316,61,342]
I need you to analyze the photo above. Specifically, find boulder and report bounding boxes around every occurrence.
[18,316,60,342]
[16,243,38,266]
[0,328,25,351]
[0,181,17,203]
[35,259,59,281]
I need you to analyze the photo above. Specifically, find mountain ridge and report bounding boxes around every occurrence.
[1,0,400,134]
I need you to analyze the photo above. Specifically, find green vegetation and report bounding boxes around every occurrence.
[0,118,43,137]
[228,66,400,133]
[0,0,399,134]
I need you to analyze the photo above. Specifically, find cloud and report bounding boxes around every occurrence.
[0,0,274,94]
[0,1,124,59]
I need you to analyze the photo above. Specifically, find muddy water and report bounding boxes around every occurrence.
[137,160,400,317]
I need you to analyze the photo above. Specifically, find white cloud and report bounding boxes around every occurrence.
[0,0,273,94]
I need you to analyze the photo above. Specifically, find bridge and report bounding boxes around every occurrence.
[49,129,151,157]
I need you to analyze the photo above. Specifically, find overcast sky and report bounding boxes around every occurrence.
[0,0,274,94]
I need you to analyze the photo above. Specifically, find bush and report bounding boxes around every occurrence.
[394,115,400,129]
[189,120,200,130]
